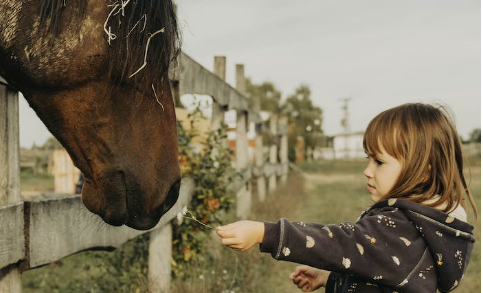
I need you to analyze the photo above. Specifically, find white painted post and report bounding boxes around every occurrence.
[148,224,172,293]
[268,114,278,193]
[235,64,251,219]
[279,116,289,183]
[0,82,23,293]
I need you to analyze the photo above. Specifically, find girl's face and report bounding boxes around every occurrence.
[363,145,402,202]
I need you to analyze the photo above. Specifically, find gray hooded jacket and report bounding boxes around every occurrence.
[260,198,475,293]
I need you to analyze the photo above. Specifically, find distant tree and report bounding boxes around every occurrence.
[281,84,324,161]
[245,80,324,162]
[469,128,481,143]
[245,78,282,112]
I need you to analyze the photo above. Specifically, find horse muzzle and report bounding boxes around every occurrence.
[81,170,181,230]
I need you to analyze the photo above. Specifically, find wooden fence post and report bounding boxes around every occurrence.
[0,82,23,293]
[268,114,278,193]
[252,94,266,201]
[279,116,288,183]
[148,224,172,293]
[296,136,305,164]
[212,56,226,131]
[235,64,251,219]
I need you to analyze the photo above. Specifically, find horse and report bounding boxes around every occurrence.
[0,0,182,230]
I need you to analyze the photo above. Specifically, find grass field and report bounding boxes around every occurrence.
[20,171,54,192]
[20,160,480,293]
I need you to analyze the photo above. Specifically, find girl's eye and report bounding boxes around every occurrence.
[375,159,384,166]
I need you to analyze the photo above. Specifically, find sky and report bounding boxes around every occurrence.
[19,0,481,147]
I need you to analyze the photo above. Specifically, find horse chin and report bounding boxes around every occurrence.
[81,173,181,230]
[80,172,129,227]
[126,179,181,230]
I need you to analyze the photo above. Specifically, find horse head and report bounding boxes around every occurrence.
[0,0,182,230]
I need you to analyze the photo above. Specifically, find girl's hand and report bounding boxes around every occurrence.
[289,265,330,292]
[216,220,264,251]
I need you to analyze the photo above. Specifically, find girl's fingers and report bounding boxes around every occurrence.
[297,279,309,289]
[221,238,247,251]
[292,276,301,284]
[221,237,239,246]
[302,284,311,292]
[216,228,236,238]
[292,266,306,277]
[217,221,240,230]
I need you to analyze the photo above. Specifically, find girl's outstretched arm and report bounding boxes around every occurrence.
[216,220,265,251]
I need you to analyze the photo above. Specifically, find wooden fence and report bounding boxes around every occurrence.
[0,52,288,293]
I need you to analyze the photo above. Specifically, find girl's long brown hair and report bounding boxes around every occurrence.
[363,103,477,220]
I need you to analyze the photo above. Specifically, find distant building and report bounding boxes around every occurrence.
[332,132,365,160]
[315,132,365,160]
[20,136,63,173]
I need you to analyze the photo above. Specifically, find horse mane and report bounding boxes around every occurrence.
[39,0,181,89]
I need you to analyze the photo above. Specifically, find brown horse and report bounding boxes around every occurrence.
[0,0,182,230]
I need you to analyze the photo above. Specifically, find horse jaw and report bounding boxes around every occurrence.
[23,80,181,230]
[0,0,182,230]
[81,171,181,230]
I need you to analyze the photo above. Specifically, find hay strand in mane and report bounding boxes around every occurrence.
[129,27,165,78]
[152,84,165,111]
[105,0,181,88]
[39,0,181,89]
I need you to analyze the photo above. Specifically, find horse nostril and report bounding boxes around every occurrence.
[161,179,180,214]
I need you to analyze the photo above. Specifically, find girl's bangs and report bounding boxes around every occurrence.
[363,114,400,158]
[363,122,381,156]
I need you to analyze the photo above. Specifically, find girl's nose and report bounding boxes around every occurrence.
[363,165,372,178]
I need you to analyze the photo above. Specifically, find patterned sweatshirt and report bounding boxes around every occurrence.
[260,198,475,293]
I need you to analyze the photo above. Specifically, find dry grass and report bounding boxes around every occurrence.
[171,160,480,293]
[20,160,480,293]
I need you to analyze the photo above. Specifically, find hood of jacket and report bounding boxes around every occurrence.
[370,199,475,292]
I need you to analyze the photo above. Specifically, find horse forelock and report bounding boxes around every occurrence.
[39,0,181,89]
[106,0,181,87]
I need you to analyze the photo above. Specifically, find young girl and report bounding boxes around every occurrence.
[216,103,477,293]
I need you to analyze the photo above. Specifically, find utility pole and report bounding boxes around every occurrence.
[339,98,351,159]
[339,97,351,134]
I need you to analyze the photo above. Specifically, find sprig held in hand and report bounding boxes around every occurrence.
[177,206,216,230]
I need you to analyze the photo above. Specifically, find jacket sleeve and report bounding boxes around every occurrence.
[260,208,426,287]
[325,272,342,293]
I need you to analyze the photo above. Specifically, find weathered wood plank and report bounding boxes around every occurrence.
[268,115,278,193]
[211,56,227,131]
[0,85,8,205]
[177,52,248,110]
[0,84,23,293]
[235,64,251,219]
[0,87,20,205]
[6,89,20,204]
[175,52,262,123]
[148,224,172,293]
[279,116,289,183]
[28,177,194,269]
[0,265,22,293]
[0,203,24,269]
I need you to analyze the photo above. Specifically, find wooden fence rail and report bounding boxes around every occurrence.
[0,53,288,293]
